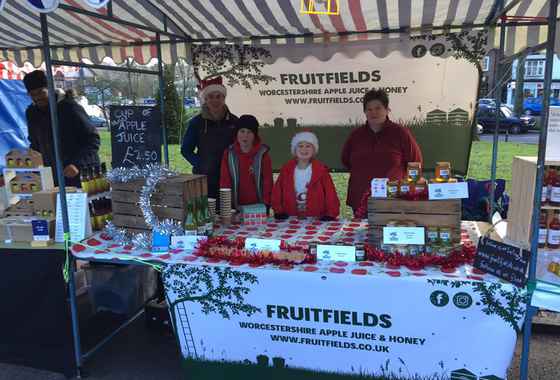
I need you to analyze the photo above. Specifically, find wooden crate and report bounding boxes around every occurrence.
[110,174,207,232]
[367,198,461,246]
[506,156,560,249]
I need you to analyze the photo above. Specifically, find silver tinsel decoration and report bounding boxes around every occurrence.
[105,164,184,249]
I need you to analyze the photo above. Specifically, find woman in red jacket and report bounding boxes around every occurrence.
[272,131,340,220]
[220,115,273,209]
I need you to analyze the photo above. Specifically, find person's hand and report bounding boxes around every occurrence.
[320,215,336,222]
[63,164,79,178]
[274,213,289,220]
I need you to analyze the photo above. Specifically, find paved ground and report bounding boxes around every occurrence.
[1,315,559,380]
[479,130,539,144]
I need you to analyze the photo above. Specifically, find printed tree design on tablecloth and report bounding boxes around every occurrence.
[163,264,260,358]
[191,44,275,89]
[471,282,527,334]
[427,279,527,333]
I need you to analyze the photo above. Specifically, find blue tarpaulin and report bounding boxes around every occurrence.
[0,80,30,167]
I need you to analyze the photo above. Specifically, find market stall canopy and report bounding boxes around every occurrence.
[1,0,558,67]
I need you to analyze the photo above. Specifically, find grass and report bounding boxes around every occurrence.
[181,358,451,380]
[99,131,537,219]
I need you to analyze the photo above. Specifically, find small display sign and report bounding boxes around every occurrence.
[317,244,356,262]
[245,238,281,252]
[31,219,50,241]
[474,237,529,288]
[171,235,207,251]
[428,182,469,200]
[383,227,426,245]
[152,231,170,254]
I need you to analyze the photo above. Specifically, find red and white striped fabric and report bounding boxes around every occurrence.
[0,61,80,80]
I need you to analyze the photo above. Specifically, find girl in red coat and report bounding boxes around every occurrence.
[272,131,340,220]
[220,115,273,209]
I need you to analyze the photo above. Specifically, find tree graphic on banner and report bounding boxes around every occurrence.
[191,44,275,89]
[163,264,260,359]
[471,282,527,334]
[164,265,260,318]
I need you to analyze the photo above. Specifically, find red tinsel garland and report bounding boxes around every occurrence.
[194,236,477,271]
[193,236,316,267]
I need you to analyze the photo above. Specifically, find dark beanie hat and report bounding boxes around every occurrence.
[235,114,259,136]
[23,70,47,92]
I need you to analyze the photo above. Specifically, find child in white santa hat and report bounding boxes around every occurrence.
[271,131,339,220]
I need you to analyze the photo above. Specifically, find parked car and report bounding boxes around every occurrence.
[478,98,496,107]
[476,105,536,134]
[523,96,560,115]
[89,115,108,129]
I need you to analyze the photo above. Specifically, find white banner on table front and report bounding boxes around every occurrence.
[164,264,524,379]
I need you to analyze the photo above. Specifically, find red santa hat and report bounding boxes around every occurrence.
[197,77,227,101]
[291,130,319,156]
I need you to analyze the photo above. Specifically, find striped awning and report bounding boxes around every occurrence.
[0,0,557,67]
[487,0,558,58]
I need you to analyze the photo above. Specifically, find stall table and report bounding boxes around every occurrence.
[71,218,525,380]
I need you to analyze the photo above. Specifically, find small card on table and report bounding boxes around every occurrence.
[245,238,281,252]
[383,227,425,245]
[428,182,469,200]
[317,244,356,262]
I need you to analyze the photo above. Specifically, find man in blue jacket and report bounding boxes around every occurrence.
[181,77,237,200]
[24,70,100,187]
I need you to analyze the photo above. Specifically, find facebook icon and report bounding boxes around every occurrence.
[430,291,450,307]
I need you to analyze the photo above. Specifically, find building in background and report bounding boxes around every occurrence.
[507,53,560,105]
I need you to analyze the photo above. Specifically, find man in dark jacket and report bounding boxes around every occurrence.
[23,70,100,187]
[181,77,237,199]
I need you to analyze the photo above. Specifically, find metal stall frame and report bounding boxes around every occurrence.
[30,3,189,378]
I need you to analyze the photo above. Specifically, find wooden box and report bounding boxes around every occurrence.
[368,198,462,246]
[506,156,560,249]
[110,174,207,234]
[5,149,43,168]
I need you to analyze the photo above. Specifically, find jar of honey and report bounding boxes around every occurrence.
[427,227,439,244]
[387,180,399,198]
[407,162,422,182]
[439,227,452,246]
[435,162,452,182]
[548,211,560,249]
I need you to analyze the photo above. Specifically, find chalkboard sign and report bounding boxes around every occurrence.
[473,238,530,288]
[110,105,161,168]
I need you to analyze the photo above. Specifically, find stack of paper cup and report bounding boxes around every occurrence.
[207,198,217,221]
[219,188,232,225]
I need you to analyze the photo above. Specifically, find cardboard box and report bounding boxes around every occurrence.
[3,199,35,217]
[5,149,43,168]
[32,190,58,216]
[0,217,55,242]
[9,172,42,193]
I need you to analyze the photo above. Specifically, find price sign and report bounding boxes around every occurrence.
[110,105,161,168]
[474,238,529,288]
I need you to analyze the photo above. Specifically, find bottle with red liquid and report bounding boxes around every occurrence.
[539,212,548,249]
[548,211,560,249]
[550,167,560,207]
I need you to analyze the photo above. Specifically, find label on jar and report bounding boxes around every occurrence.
[548,229,560,245]
[543,186,549,202]
[439,231,451,242]
[388,186,398,195]
[550,187,560,202]
[539,228,548,244]
[427,230,438,241]
[439,169,450,178]
[408,169,419,178]
[400,185,410,194]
